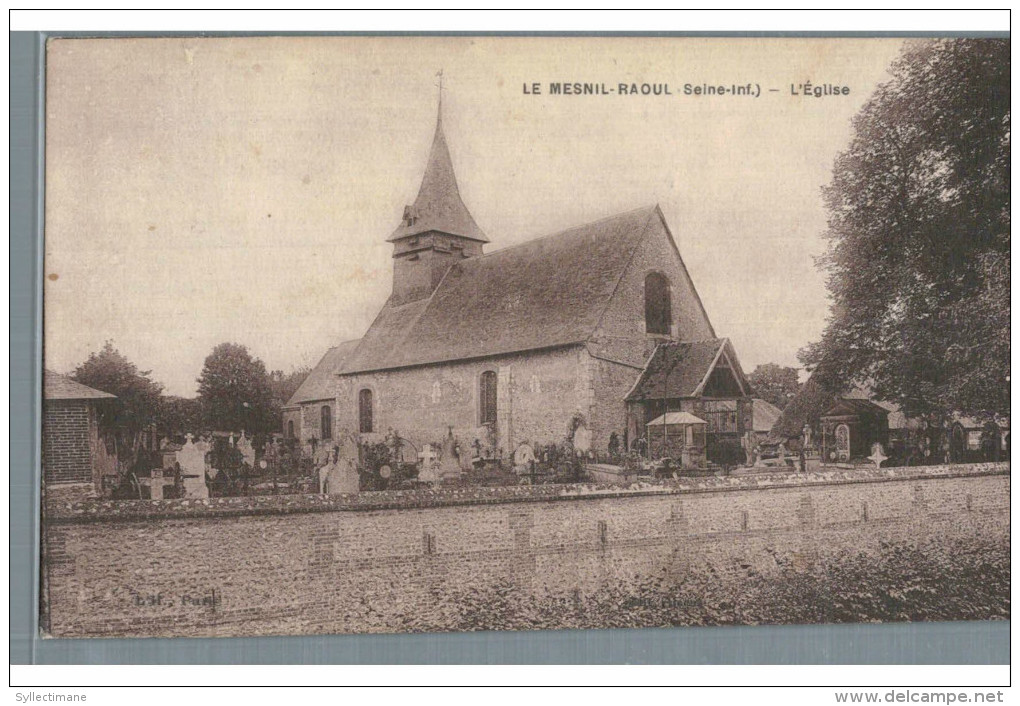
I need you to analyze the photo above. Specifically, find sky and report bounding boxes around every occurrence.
[44,36,907,397]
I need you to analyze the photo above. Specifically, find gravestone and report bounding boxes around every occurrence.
[418,443,441,484]
[323,434,361,495]
[439,428,460,480]
[313,442,331,468]
[237,431,256,468]
[835,424,851,463]
[176,434,209,499]
[317,454,330,494]
[145,468,174,501]
[459,441,474,472]
[868,442,888,469]
[741,430,756,466]
[572,422,591,454]
[513,443,536,475]
[263,439,278,471]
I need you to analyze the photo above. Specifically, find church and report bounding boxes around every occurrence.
[283,102,754,465]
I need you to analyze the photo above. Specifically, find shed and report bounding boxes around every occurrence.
[646,411,707,469]
[42,370,117,498]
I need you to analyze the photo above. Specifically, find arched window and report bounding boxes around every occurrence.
[358,389,374,434]
[644,272,672,335]
[479,371,497,426]
[287,420,295,439]
[320,405,332,440]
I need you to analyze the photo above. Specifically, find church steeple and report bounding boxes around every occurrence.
[387,97,488,244]
[387,91,488,305]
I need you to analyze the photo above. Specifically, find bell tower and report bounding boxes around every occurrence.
[388,89,488,305]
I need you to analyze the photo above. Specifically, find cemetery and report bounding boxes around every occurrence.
[100,414,973,504]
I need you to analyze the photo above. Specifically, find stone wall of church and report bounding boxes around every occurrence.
[282,407,302,442]
[41,463,1009,637]
[334,345,596,455]
[588,356,644,452]
[589,213,718,368]
[299,401,336,447]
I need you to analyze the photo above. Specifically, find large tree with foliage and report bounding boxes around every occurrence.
[747,363,802,409]
[196,342,276,435]
[71,341,164,461]
[801,39,1009,419]
[268,367,311,409]
[155,395,203,438]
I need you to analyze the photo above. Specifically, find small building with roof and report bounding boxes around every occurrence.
[42,370,116,497]
[750,398,783,443]
[625,339,753,466]
[645,411,708,468]
[774,373,1007,465]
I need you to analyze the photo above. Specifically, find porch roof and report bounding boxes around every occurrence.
[625,338,749,401]
[646,412,707,427]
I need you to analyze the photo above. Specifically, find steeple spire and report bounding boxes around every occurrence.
[436,68,443,118]
[388,86,488,243]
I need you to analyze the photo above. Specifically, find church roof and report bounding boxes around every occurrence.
[44,370,116,401]
[342,205,661,374]
[387,109,488,243]
[625,338,748,401]
[286,340,361,405]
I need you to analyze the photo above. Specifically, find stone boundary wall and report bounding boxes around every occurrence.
[41,463,1009,638]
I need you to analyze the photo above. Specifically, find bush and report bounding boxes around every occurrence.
[391,535,1009,632]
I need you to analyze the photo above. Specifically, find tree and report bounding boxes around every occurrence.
[196,343,276,435]
[71,341,164,462]
[801,39,1009,420]
[156,395,203,438]
[747,363,801,409]
[268,367,312,409]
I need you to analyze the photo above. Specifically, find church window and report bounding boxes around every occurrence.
[358,389,374,434]
[320,405,332,440]
[431,381,441,404]
[644,272,672,335]
[287,420,295,439]
[479,371,497,426]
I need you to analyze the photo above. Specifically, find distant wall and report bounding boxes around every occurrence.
[41,463,1009,638]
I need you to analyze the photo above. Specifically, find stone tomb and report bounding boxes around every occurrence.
[319,434,361,495]
[237,431,256,468]
[176,435,210,499]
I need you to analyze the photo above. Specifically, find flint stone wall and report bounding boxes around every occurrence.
[41,462,1009,638]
